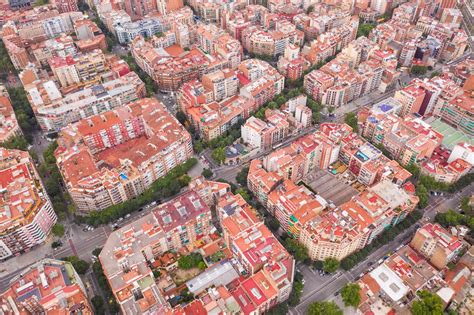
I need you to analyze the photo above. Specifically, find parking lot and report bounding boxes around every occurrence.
[305,169,359,206]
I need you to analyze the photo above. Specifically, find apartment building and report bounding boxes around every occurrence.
[49,49,107,89]
[201,69,239,102]
[238,59,285,107]
[304,50,387,107]
[0,259,92,313]
[267,180,325,238]
[26,71,145,131]
[300,179,417,261]
[131,36,223,92]
[302,18,359,65]
[30,34,77,67]
[241,21,304,57]
[99,212,171,314]
[154,191,213,250]
[53,0,78,13]
[195,23,243,69]
[0,148,57,261]
[277,44,310,80]
[217,192,294,304]
[360,107,445,165]
[411,223,465,269]
[73,19,107,52]
[2,35,30,70]
[241,112,290,150]
[99,177,294,314]
[55,98,193,213]
[248,159,283,207]
[0,92,22,144]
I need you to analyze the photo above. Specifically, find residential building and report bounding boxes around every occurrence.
[411,223,465,269]
[195,23,243,69]
[0,148,57,261]
[277,43,310,80]
[49,49,107,89]
[0,259,92,313]
[218,192,294,303]
[241,112,289,150]
[302,18,359,65]
[55,98,193,213]
[0,92,22,144]
[300,179,417,261]
[73,19,107,52]
[98,199,188,314]
[201,69,239,102]
[131,36,223,92]
[25,71,145,131]
[156,0,184,15]
[267,180,325,238]
[238,59,285,107]
[53,0,78,13]
[241,21,304,57]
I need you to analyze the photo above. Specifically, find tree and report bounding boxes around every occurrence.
[0,135,28,150]
[176,111,187,125]
[198,261,207,270]
[276,96,287,106]
[460,196,472,214]
[211,147,226,165]
[284,238,309,261]
[341,283,361,307]
[430,71,440,78]
[62,256,90,274]
[51,224,65,237]
[357,23,375,38]
[288,278,304,306]
[308,301,343,315]
[411,65,428,76]
[236,188,251,202]
[416,184,429,208]
[265,216,280,232]
[178,253,204,270]
[323,258,340,273]
[92,248,102,257]
[91,296,105,315]
[266,303,289,315]
[236,166,249,187]
[202,168,213,179]
[344,112,358,132]
[412,290,444,315]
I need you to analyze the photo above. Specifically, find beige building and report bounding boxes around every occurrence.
[410,223,465,269]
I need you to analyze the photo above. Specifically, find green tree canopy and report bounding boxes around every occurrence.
[91,296,105,315]
[323,258,340,273]
[212,147,226,165]
[51,224,65,237]
[357,23,375,38]
[341,283,361,307]
[307,301,343,315]
[202,168,213,179]
[344,112,358,132]
[411,65,428,75]
[62,256,90,274]
[284,238,309,261]
[412,290,444,315]
[178,253,204,270]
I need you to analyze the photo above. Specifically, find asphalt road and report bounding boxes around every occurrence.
[290,183,474,315]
